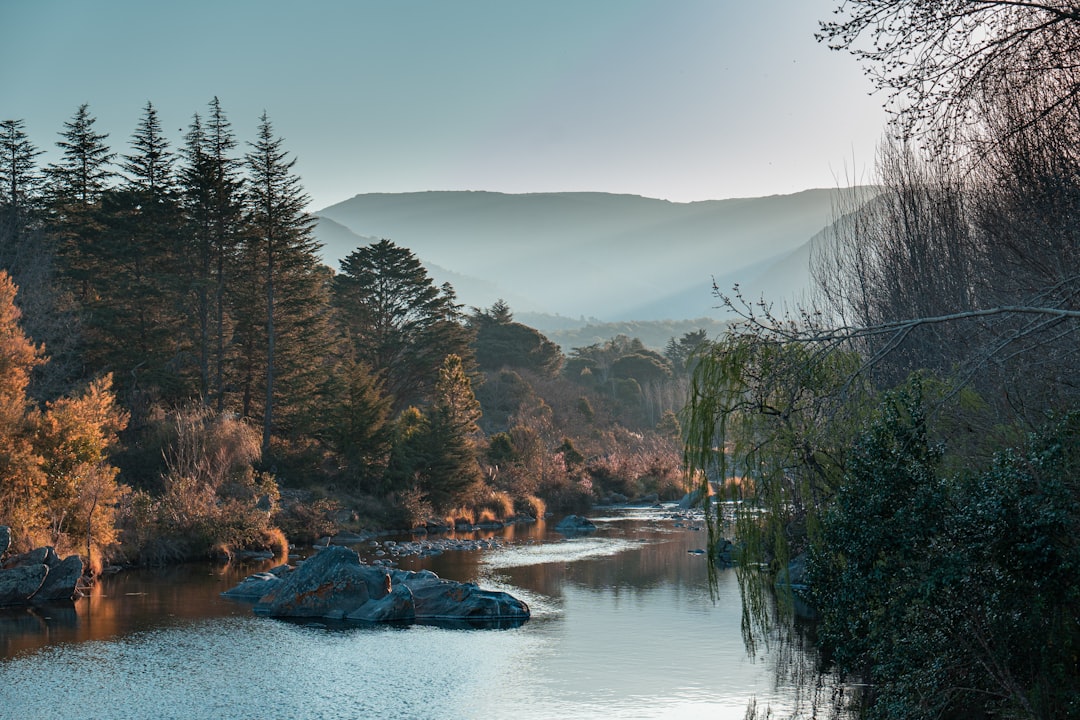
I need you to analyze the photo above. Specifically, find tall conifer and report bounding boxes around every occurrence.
[44,104,115,303]
[179,99,245,407]
[242,112,329,452]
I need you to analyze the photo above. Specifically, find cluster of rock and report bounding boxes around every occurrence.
[223,545,530,626]
[0,526,84,606]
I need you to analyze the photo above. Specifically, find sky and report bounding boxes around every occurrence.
[1,0,887,212]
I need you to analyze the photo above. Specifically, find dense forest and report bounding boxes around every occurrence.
[685,3,1080,719]
[0,99,697,571]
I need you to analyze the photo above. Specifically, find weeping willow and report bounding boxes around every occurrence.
[683,332,870,650]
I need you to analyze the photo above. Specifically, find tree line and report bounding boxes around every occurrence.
[0,99,698,569]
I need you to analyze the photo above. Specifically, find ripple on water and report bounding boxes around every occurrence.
[481,536,645,570]
[1,615,552,720]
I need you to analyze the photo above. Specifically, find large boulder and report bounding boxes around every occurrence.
[678,488,705,509]
[0,565,49,606]
[30,555,83,603]
[231,546,530,626]
[555,515,597,534]
[253,546,386,619]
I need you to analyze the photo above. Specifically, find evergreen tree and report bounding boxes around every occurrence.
[179,99,245,408]
[0,121,77,401]
[241,111,329,452]
[424,353,483,510]
[0,119,44,236]
[122,101,175,195]
[88,102,189,406]
[44,103,115,303]
[384,355,485,509]
[471,301,562,376]
[324,359,393,489]
[663,329,708,375]
[334,239,472,410]
[46,104,115,206]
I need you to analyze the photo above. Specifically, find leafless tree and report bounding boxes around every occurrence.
[819,1,1080,147]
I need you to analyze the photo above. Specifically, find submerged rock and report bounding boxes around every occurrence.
[227,545,529,626]
[220,571,284,600]
[555,515,597,534]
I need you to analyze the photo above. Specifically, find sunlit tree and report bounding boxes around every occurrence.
[0,270,46,550]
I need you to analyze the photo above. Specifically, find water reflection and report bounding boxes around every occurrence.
[0,506,840,719]
[0,560,273,659]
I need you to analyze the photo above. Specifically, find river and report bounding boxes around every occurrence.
[0,506,834,719]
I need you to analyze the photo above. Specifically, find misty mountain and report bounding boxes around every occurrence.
[313,189,856,321]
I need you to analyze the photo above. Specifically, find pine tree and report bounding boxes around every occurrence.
[471,300,562,376]
[334,239,473,411]
[87,102,189,405]
[122,101,175,195]
[241,111,329,452]
[0,120,77,401]
[179,99,245,407]
[424,353,483,510]
[46,103,115,206]
[325,360,393,489]
[45,104,115,303]
[0,119,44,232]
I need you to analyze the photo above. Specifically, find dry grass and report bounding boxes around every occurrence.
[514,494,546,519]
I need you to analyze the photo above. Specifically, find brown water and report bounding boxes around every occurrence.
[0,506,831,719]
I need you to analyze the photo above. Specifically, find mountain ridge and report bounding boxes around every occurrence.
[312,188,860,321]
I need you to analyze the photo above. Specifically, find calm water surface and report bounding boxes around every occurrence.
[0,506,828,719]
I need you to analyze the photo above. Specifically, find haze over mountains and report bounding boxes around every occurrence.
[312,189,854,326]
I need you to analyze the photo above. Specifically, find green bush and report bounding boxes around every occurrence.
[809,385,1080,719]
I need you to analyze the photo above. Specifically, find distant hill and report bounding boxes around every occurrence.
[313,189,863,322]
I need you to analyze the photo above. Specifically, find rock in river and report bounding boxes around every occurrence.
[0,565,48,606]
[555,515,597,534]
[226,545,529,626]
[0,529,84,606]
[31,554,84,604]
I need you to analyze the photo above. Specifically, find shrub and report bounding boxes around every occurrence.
[474,489,515,521]
[273,496,341,544]
[809,390,1080,719]
[513,494,546,519]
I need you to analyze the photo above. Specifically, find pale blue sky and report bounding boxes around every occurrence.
[1,0,886,211]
